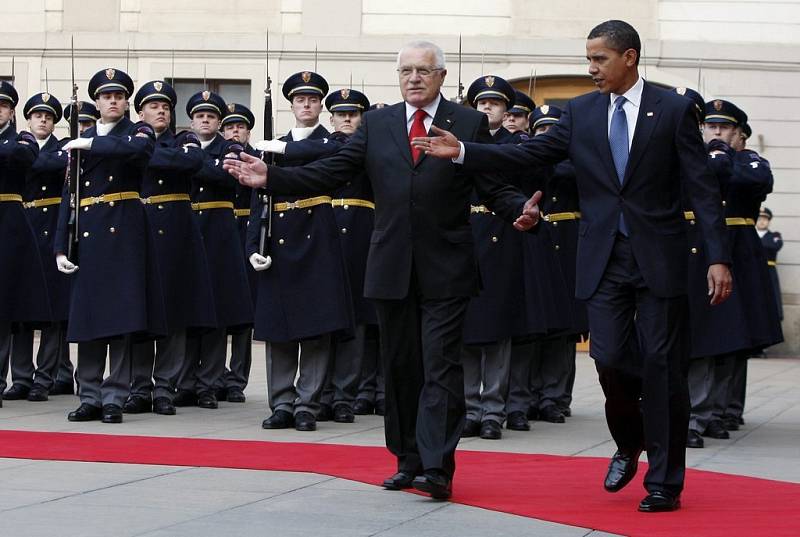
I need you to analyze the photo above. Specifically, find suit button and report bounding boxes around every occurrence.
[343,205,349,210]
[199,187,204,192]
[262,195,269,202]
[555,244,560,250]
[307,209,312,214]
[109,201,115,207]
[43,230,48,236]
[491,236,498,242]
[346,181,352,186]
[722,200,726,207]
[690,220,695,225]
[84,181,90,187]
[551,196,557,202]
[279,212,285,218]
[83,231,89,238]
[158,179,164,185]
[158,204,164,210]
[108,175,113,182]
[158,229,164,235]
[198,210,203,215]
[84,206,89,212]
[306,234,311,239]
[341,228,348,234]
[278,238,285,245]
[42,207,48,213]
[41,185,47,191]
[552,221,558,227]
[109,227,115,233]
[691,247,698,254]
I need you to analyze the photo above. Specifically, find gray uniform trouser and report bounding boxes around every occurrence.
[505,341,534,414]
[179,328,227,395]
[266,335,330,416]
[725,353,748,420]
[76,337,131,407]
[7,326,68,391]
[530,336,575,411]
[57,340,75,386]
[130,331,186,401]
[215,329,252,391]
[689,353,736,433]
[356,333,383,403]
[560,339,577,409]
[321,324,368,410]
[462,339,512,424]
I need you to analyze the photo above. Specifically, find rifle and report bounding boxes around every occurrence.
[455,35,464,104]
[258,30,274,263]
[10,57,15,128]
[66,37,81,264]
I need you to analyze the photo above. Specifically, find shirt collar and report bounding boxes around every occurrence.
[96,119,120,136]
[36,135,52,149]
[291,123,320,142]
[610,76,644,109]
[0,122,9,137]
[405,94,442,123]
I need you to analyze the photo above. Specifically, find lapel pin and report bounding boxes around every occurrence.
[646,112,654,117]
[446,119,452,124]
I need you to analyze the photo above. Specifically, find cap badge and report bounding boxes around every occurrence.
[485,76,495,87]
[713,100,723,111]
[153,81,163,92]
[302,71,312,83]
[202,90,211,101]
[340,88,350,100]
[676,87,686,95]
[41,93,50,103]
[540,105,549,114]
[228,103,236,113]
[105,68,116,80]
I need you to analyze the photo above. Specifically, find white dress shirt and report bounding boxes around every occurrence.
[290,123,321,141]
[608,76,644,150]
[405,94,441,134]
[96,119,119,136]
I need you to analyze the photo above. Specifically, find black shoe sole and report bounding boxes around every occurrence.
[506,423,530,431]
[412,478,451,500]
[639,499,681,512]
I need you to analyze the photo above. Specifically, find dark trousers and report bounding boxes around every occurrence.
[131,331,186,401]
[76,337,131,407]
[217,329,253,391]
[587,235,690,496]
[356,334,383,404]
[530,335,575,411]
[505,341,534,415]
[373,282,468,479]
[322,324,369,409]
[725,353,748,420]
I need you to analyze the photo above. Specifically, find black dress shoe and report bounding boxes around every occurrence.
[539,405,566,423]
[461,418,481,438]
[123,395,152,414]
[317,404,333,422]
[68,403,102,422]
[559,405,572,418]
[262,409,294,429]
[27,385,49,402]
[604,449,642,492]
[215,388,228,402]
[226,387,246,403]
[382,471,416,490]
[333,404,355,423]
[375,399,386,416]
[101,404,123,424]
[3,384,30,400]
[197,392,218,409]
[173,390,197,407]
[526,406,539,421]
[294,411,316,431]
[506,411,530,431]
[722,414,740,431]
[412,470,452,500]
[50,381,75,396]
[353,398,375,415]
[703,420,730,439]
[479,420,502,440]
[686,429,704,448]
[153,397,176,415]
[638,491,681,512]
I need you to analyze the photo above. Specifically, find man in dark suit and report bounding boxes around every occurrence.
[225,40,539,500]
[415,21,733,512]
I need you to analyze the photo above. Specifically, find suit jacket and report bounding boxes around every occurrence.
[266,97,529,300]
[461,81,730,299]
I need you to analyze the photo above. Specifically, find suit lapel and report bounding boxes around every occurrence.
[623,82,661,186]
[591,92,620,191]
[416,97,455,168]
[388,103,413,168]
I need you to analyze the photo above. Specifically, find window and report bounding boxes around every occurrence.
[170,78,251,130]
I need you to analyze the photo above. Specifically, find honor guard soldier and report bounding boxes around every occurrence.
[0,82,52,408]
[174,90,253,409]
[122,81,217,416]
[502,90,535,134]
[756,207,783,323]
[529,104,588,420]
[248,71,354,432]
[64,101,100,135]
[217,102,258,403]
[459,75,525,440]
[54,67,167,424]
[4,93,71,403]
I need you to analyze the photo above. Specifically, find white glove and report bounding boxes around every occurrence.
[62,137,93,151]
[252,139,287,154]
[56,254,78,274]
[249,253,272,271]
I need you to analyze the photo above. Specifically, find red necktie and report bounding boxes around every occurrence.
[408,108,428,163]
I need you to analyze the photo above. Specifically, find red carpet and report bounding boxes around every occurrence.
[0,429,797,537]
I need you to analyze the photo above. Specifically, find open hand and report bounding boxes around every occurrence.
[514,190,542,231]
[707,263,733,306]
[411,125,461,159]
[224,151,268,188]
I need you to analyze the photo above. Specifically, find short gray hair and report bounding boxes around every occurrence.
[397,41,446,69]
